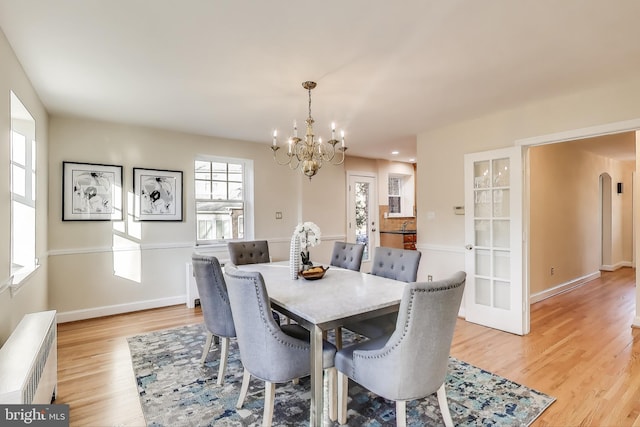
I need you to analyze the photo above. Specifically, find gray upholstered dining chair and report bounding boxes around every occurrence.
[227,239,283,325]
[335,271,466,427]
[330,241,365,271]
[224,264,338,426]
[342,246,422,339]
[227,240,271,265]
[191,254,236,385]
[329,241,365,348]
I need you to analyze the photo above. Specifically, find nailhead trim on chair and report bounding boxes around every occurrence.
[350,281,464,373]
[235,270,310,351]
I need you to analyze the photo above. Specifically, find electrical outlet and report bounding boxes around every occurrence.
[275,211,282,219]
[550,267,555,276]
[427,275,433,282]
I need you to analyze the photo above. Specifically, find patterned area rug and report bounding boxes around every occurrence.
[127,324,555,426]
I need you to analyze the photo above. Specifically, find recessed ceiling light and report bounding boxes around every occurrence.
[391,151,399,155]
[409,158,416,162]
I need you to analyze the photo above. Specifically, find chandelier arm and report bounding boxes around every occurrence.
[271,146,296,166]
[289,156,301,170]
[318,141,337,162]
[332,147,347,165]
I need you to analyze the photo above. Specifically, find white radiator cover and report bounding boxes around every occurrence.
[0,310,57,404]
[185,262,199,308]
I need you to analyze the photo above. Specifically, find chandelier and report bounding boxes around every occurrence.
[271,81,347,179]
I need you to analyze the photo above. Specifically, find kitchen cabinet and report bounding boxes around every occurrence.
[379,231,417,250]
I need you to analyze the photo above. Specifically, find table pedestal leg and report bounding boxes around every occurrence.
[310,325,324,427]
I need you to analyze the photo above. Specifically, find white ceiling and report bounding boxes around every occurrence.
[1,1,640,162]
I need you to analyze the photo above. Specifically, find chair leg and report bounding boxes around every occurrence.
[335,327,343,349]
[216,337,230,385]
[236,369,251,409]
[200,332,214,364]
[263,381,275,427]
[437,383,454,427]
[327,367,337,421]
[395,400,407,427]
[337,371,349,425]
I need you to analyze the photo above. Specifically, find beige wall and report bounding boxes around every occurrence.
[416,75,640,305]
[48,116,345,320]
[529,140,634,295]
[344,155,417,232]
[0,30,49,343]
[345,156,415,202]
[4,24,640,334]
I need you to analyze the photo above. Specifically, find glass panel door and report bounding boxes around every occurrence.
[464,146,527,335]
[348,173,377,272]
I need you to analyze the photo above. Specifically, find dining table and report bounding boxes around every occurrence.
[236,260,406,427]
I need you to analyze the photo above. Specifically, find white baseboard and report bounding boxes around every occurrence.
[632,317,640,329]
[530,271,601,304]
[600,261,634,271]
[56,296,187,323]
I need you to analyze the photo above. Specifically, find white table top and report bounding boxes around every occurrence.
[237,261,406,329]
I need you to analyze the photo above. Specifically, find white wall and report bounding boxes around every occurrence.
[529,142,634,295]
[0,29,49,343]
[48,116,346,321]
[416,75,640,321]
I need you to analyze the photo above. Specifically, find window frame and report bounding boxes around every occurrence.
[10,91,38,286]
[194,155,254,246]
[388,174,403,217]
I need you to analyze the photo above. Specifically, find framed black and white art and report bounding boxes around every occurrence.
[62,161,123,221]
[133,168,183,221]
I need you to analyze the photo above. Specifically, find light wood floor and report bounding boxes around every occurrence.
[57,268,640,426]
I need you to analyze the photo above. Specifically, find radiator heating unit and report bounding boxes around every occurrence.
[0,310,57,404]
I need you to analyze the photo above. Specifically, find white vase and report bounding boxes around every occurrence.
[289,233,301,279]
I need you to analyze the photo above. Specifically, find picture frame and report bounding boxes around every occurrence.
[63,161,123,221]
[133,167,183,221]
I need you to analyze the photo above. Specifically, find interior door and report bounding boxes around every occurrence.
[464,146,529,335]
[347,173,378,272]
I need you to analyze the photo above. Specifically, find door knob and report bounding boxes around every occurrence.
[371,228,377,232]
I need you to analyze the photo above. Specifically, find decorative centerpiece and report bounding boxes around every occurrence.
[290,221,326,280]
[299,265,329,280]
[294,221,321,270]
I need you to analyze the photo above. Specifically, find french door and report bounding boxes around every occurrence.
[464,146,529,335]
[347,173,378,272]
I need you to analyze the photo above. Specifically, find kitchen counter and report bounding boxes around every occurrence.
[380,230,417,235]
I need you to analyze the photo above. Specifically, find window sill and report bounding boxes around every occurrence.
[194,242,231,249]
[8,263,41,296]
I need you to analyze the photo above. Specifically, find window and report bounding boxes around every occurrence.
[194,156,254,244]
[10,91,37,277]
[388,176,402,215]
[387,173,415,218]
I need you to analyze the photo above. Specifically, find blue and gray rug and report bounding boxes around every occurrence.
[127,324,555,426]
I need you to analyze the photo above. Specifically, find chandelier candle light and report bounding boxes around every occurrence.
[271,81,347,179]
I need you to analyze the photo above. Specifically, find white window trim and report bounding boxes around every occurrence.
[194,155,254,245]
[388,174,404,218]
[388,173,415,218]
[9,262,41,296]
[10,91,37,288]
